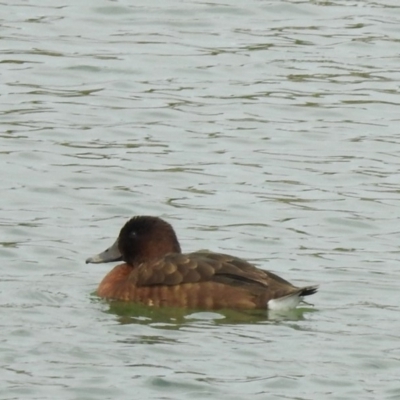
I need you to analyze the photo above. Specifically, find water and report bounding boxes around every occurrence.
[2,0,400,399]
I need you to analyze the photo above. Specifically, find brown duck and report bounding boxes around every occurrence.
[86,216,318,311]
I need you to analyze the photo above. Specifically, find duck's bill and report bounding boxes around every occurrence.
[85,239,123,264]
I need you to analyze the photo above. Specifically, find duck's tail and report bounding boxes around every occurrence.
[267,285,319,312]
[299,284,319,297]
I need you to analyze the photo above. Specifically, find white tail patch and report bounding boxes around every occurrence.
[268,293,302,312]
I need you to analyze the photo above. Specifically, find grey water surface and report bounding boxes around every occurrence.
[1,0,400,399]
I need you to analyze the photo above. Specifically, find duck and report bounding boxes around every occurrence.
[86,216,318,311]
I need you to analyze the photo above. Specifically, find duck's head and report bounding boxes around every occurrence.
[85,216,181,266]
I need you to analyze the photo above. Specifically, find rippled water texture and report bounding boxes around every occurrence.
[2,0,400,399]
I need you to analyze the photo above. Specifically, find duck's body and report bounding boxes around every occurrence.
[86,216,318,311]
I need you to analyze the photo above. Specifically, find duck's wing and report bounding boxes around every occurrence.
[133,251,292,290]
